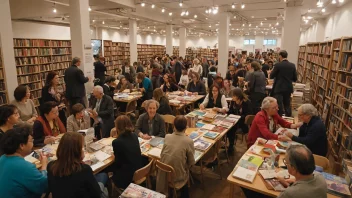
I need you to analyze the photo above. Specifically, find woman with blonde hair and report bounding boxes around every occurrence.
[153,88,173,115]
[189,58,203,76]
[111,115,144,188]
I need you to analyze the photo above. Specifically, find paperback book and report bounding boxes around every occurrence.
[194,150,204,162]
[326,179,351,196]
[232,166,257,183]
[194,139,212,151]
[203,131,220,139]
[188,131,203,141]
[211,126,227,133]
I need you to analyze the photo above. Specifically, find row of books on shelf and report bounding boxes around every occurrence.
[16,55,71,66]
[340,54,352,72]
[335,85,352,100]
[317,77,327,87]
[333,51,339,62]
[299,46,306,52]
[307,55,330,68]
[307,45,319,53]
[343,40,352,51]
[317,67,329,79]
[137,45,164,49]
[17,66,39,75]
[14,48,71,57]
[298,52,305,59]
[0,81,6,91]
[318,44,332,55]
[13,39,71,47]
[0,93,7,105]
[30,90,42,99]
[17,75,40,84]
[52,48,71,55]
[27,82,42,90]
[338,73,352,87]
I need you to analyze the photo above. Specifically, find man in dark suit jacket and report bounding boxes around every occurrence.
[89,86,114,139]
[64,57,90,108]
[269,50,297,117]
[172,56,183,83]
[93,56,107,86]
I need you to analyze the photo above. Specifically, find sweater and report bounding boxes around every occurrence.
[292,116,327,156]
[186,81,206,95]
[33,116,66,146]
[0,155,48,198]
[47,162,101,198]
[11,99,37,122]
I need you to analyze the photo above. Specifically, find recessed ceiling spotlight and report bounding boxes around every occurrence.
[52,3,57,13]
[194,15,197,18]
[261,21,263,25]
[186,11,189,16]
[169,12,172,16]
[332,0,337,4]
[179,0,183,7]
[322,8,326,12]
[162,8,165,12]
[308,9,311,12]
[276,22,279,26]
[339,0,344,2]
[209,25,211,27]
[241,3,245,9]
[102,21,105,24]
[205,9,209,13]
[88,7,92,11]
[181,11,185,16]
[92,19,95,23]
[141,2,145,7]
[232,4,235,9]
[151,4,155,8]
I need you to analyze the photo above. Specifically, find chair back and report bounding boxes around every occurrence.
[245,115,255,127]
[126,100,137,113]
[313,154,330,173]
[133,159,154,183]
[161,114,175,134]
[155,160,176,184]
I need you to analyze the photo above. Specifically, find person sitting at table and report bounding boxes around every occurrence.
[227,88,252,154]
[153,88,173,115]
[47,132,108,198]
[280,104,327,157]
[199,85,228,113]
[11,85,38,125]
[221,79,236,98]
[89,85,114,139]
[157,115,195,197]
[33,101,66,147]
[41,71,67,127]
[161,73,179,93]
[103,76,116,99]
[136,99,166,140]
[66,103,93,133]
[116,76,133,92]
[247,97,302,148]
[136,72,153,101]
[0,127,48,198]
[277,144,327,198]
[186,72,206,96]
[112,115,144,189]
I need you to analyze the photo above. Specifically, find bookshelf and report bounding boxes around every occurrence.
[13,38,71,107]
[305,42,320,103]
[173,46,179,57]
[137,44,165,62]
[103,40,113,75]
[185,47,217,60]
[327,37,352,174]
[297,45,306,83]
[0,47,8,105]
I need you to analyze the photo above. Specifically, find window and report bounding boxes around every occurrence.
[264,39,277,46]
[244,39,255,45]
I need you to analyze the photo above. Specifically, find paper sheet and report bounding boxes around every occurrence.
[93,150,111,162]
[91,161,105,172]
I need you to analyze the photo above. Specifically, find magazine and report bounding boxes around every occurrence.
[121,183,166,198]
[326,179,351,196]
[188,131,203,141]
[194,150,204,162]
[203,131,220,139]
[194,139,212,151]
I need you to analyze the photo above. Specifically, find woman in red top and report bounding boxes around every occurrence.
[247,97,302,148]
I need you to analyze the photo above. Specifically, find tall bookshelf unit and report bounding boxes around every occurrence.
[0,47,8,105]
[137,44,165,62]
[305,42,320,103]
[173,46,179,57]
[13,38,71,107]
[297,45,307,83]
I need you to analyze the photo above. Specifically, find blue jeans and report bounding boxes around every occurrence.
[95,172,108,186]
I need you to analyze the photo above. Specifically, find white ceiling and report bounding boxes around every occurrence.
[9,0,349,36]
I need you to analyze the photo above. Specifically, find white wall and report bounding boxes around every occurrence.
[12,21,281,52]
[300,0,352,44]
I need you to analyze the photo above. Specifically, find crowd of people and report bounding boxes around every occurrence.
[0,49,329,198]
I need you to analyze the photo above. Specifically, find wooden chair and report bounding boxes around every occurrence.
[161,114,175,134]
[155,160,184,198]
[200,139,224,180]
[118,100,137,117]
[236,115,255,143]
[133,159,154,188]
[313,154,331,173]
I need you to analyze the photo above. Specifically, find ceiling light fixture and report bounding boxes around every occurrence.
[151,4,155,8]
[102,21,105,24]
[241,3,245,9]
[52,3,57,13]
[181,11,185,16]
[186,11,189,16]
[322,8,326,12]
[260,21,263,25]
[308,9,311,12]
[162,8,165,12]
[205,9,209,13]
[332,0,337,4]
[317,0,323,7]
[212,7,218,14]
[179,0,183,7]
[169,12,172,16]
[234,15,237,19]
[88,7,92,11]
[92,19,95,22]
[141,2,145,7]
[339,0,344,2]
[276,22,279,26]
[232,3,235,9]
[194,15,197,18]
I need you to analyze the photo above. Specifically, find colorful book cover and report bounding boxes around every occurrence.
[203,131,220,139]
[266,178,286,191]
[211,126,227,133]
[193,110,206,116]
[326,179,351,196]
[320,172,347,184]
[188,131,202,141]
[140,143,151,153]
[238,159,258,171]
[196,122,205,128]
[247,155,264,167]
[194,139,212,151]
[220,121,233,128]
[224,117,238,123]
[232,166,256,183]
[194,150,204,162]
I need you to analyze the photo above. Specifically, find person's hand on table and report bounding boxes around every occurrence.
[277,128,287,135]
[39,152,48,170]
[284,131,294,139]
[139,87,145,93]
[44,136,56,145]
[278,135,291,142]
[276,176,295,188]
[139,132,152,140]
[192,92,198,95]
[199,104,205,110]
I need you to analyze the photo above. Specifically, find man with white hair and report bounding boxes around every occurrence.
[247,97,302,148]
[89,86,114,139]
[282,104,327,156]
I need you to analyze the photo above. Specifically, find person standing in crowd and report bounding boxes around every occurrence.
[262,59,270,78]
[89,86,114,139]
[189,58,203,77]
[247,61,267,114]
[0,127,48,198]
[47,132,108,198]
[281,104,327,156]
[116,76,133,92]
[111,115,145,189]
[122,61,136,84]
[66,103,92,133]
[247,97,302,148]
[103,76,116,99]
[178,68,189,89]
[199,85,228,113]
[225,65,236,86]
[136,100,166,139]
[268,60,274,70]
[233,64,247,87]
[269,50,297,117]
[93,55,106,86]
[136,62,144,73]
[277,145,327,198]
[207,66,217,88]
[201,57,209,78]
[221,79,236,98]
[64,57,90,108]
[33,101,66,147]
[151,63,163,90]
[172,56,183,83]
[157,115,195,198]
[11,85,37,125]
[41,71,67,126]
[153,88,173,115]
[227,88,252,153]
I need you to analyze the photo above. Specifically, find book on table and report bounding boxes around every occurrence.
[121,183,166,198]
[149,137,164,147]
[232,166,257,183]
[201,124,216,130]
[188,130,203,141]
[211,126,227,133]
[194,150,204,162]
[194,139,212,151]
[203,131,220,139]
[326,179,351,196]
[147,147,162,158]
[232,154,264,183]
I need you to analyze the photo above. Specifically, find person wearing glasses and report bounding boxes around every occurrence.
[247,97,302,148]
[33,101,66,147]
[277,145,327,198]
[280,104,327,157]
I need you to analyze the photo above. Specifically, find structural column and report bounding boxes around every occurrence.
[129,19,137,64]
[166,24,173,55]
[0,0,18,102]
[69,0,93,97]
[218,12,230,77]
[179,27,186,58]
[255,35,264,52]
[282,6,301,66]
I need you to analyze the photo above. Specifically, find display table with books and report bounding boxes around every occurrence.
[120,183,166,198]
[227,138,343,198]
[113,90,143,102]
[167,91,205,113]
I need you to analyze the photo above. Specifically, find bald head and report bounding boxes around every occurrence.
[286,145,315,175]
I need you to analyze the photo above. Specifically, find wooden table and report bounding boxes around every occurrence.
[167,93,205,114]
[113,93,143,103]
[227,144,340,198]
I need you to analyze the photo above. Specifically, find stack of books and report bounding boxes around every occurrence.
[232,154,264,183]
[292,91,304,109]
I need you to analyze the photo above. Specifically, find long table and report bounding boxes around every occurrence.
[167,92,205,114]
[226,143,340,198]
